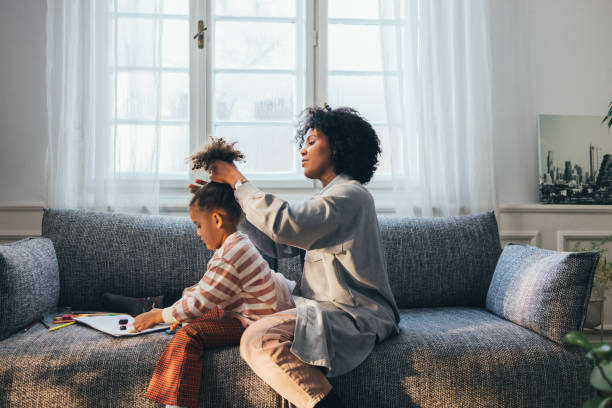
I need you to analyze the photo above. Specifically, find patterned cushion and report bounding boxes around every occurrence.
[0,238,60,340]
[485,243,599,344]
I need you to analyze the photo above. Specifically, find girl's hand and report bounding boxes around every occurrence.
[188,178,207,194]
[132,308,164,332]
[209,160,245,188]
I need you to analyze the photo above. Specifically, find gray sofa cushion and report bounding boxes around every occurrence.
[0,238,60,340]
[0,308,593,407]
[378,211,502,308]
[485,243,599,344]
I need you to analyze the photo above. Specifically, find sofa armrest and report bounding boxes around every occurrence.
[485,243,599,345]
[0,238,60,340]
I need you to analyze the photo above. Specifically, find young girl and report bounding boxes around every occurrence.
[133,140,296,408]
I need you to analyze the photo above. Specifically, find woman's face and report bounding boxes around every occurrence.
[300,128,334,180]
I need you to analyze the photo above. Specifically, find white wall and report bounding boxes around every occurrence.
[491,0,612,204]
[0,0,47,206]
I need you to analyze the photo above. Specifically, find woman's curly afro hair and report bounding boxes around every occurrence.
[294,104,381,184]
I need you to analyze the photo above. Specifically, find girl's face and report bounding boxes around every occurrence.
[189,205,226,250]
[300,128,334,181]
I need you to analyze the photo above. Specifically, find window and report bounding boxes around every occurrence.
[110,0,399,209]
[325,0,397,178]
[110,0,191,180]
[211,1,308,183]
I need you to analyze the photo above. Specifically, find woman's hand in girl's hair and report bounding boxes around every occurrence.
[132,308,164,332]
[188,178,207,194]
[209,160,245,188]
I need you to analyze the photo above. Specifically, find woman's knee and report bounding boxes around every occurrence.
[239,323,262,362]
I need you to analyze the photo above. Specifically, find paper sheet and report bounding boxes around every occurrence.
[73,314,170,337]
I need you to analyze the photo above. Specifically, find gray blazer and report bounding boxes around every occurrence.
[236,173,400,377]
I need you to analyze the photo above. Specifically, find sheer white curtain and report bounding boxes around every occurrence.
[45,0,161,214]
[382,0,496,217]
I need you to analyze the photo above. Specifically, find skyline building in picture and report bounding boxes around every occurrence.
[538,114,612,204]
[590,144,603,182]
[540,143,612,203]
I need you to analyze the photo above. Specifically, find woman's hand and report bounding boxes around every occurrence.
[209,160,245,189]
[132,308,164,332]
[188,178,207,194]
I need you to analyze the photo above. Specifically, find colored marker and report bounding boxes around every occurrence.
[49,321,76,331]
[166,322,180,334]
[39,317,50,329]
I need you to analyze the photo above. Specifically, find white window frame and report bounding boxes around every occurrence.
[160,0,395,213]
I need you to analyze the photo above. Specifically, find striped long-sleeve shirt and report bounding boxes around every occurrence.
[162,231,296,327]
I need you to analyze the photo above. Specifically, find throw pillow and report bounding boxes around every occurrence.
[0,238,60,340]
[485,243,599,344]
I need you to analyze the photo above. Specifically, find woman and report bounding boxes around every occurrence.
[190,104,400,408]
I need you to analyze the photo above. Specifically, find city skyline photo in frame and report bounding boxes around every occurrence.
[539,114,612,204]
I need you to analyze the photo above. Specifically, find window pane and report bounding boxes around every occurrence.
[111,1,191,182]
[109,15,116,66]
[328,24,398,72]
[162,19,189,67]
[117,71,157,120]
[117,17,155,66]
[328,0,400,20]
[117,0,156,14]
[215,126,296,173]
[327,75,398,123]
[115,125,157,175]
[216,0,295,17]
[159,125,189,176]
[161,72,189,120]
[161,0,188,15]
[215,74,294,121]
[374,126,392,174]
[215,22,295,70]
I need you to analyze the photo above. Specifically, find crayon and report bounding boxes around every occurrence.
[166,322,180,334]
[39,317,50,329]
[49,321,76,331]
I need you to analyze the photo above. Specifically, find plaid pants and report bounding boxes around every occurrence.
[145,307,245,408]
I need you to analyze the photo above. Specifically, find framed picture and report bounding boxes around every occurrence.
[539,114,612,204]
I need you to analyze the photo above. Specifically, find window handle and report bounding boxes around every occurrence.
[193,20,207,49]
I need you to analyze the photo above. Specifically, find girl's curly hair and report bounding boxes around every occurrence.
[187,136,245,171]
[187,137,245,223]
[294,104,381,184]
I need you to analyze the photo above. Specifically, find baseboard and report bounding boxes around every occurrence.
[0,202,44,242]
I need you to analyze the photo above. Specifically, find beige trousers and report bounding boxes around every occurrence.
[239,308,332,408]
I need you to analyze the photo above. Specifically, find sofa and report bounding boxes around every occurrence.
[0,208,597,407]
